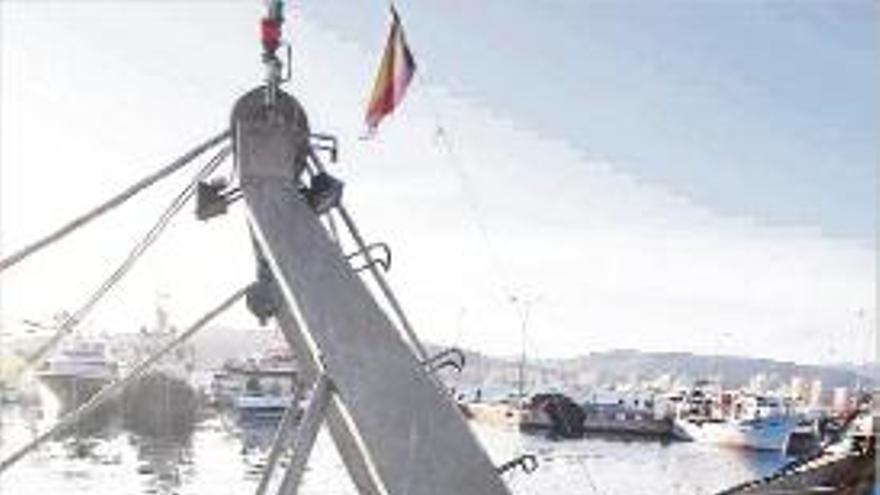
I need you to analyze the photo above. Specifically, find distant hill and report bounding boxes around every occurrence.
[434,346,872,399]
[7,328,871,399]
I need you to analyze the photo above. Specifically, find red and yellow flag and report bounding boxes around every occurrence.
[365,9,416,131]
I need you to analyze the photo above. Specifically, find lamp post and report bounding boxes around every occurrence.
[854,307,867,397]
[510,294,540,407]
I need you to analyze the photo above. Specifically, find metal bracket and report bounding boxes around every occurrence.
[280,42,293,84]
[246,249,282,325]
[345,242,391,273]
[310,133,338,163]
[196,180,243,221]
[495,454,538,475]
[304,172,344,215]
[422,347,466,374]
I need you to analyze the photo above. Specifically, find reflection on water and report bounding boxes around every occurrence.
[475,423,791,495]
[226,415,287,482]
[236,418,282,454]
[36,381,121,441]
[135,437,193,494]
[0,403,822,495]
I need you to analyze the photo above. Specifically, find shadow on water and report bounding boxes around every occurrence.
[34,374,199,456]
[133,435,194,495]
[31,396,123,459]
[6,402,827,495]
[240,420,281,452]
[728,448,794,478]
[222,413,288,480]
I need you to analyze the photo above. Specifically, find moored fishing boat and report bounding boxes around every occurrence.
[120,302,198,439]
[235,377,294,423]
[674,390,798,451]
[717,408,876,494]
[36,338,119,435]
[581,392,681,440]
[228,345,300,424]
[36,339,117,412]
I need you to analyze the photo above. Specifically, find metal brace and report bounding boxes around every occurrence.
[280,42,293,84]
[421,347,466,374]
[304,172,344,215]
[195,179,242,221]
[345,242,391,273]
[495,454,538,475]
[310,133,338,163]
[245,246,282,326]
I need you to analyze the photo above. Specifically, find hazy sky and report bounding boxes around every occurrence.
[0,1,875,365]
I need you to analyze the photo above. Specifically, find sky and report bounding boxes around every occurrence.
[0,1,876,365]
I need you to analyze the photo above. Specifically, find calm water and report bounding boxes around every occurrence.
[0,404,793,495]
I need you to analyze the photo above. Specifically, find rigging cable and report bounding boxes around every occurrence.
[21,145,233,372]
[408,71,533,374]
[405,60,522,306]
[0,130,231,274]
[433,124,514,296]
[0,285,249,475]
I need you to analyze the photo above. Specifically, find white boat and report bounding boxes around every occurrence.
[677,414,799,451]
[36,338,118,414]
[208,366,243,409]
[235,379,293,422]
[675,393,798,451]
[229,345,300,423]
[119,300,199,438]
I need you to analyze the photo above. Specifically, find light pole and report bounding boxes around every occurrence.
[853,307,868,396]
[510,294,539,407]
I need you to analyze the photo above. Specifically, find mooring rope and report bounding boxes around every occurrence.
[22,145,233,372]
[0,285,248,475]
[0,130,231,274]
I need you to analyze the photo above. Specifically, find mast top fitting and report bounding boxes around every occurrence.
[261,0,288,106]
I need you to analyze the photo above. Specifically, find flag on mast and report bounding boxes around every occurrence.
[365,8,417,131]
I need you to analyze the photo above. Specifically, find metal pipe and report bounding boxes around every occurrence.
[254,387,305,495]
[0,286,247,475]
[276,374,332,495]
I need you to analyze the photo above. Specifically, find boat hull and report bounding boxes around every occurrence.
[122,372,198,439]
[235,394,292,424]
[36,372,117,435]
[676,416,798,451]
[37,372,110,413]
[583,414,678,439]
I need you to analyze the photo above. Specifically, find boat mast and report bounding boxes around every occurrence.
[232,2,512,493]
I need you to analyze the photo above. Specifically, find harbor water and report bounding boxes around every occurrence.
[1,405,797,495]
